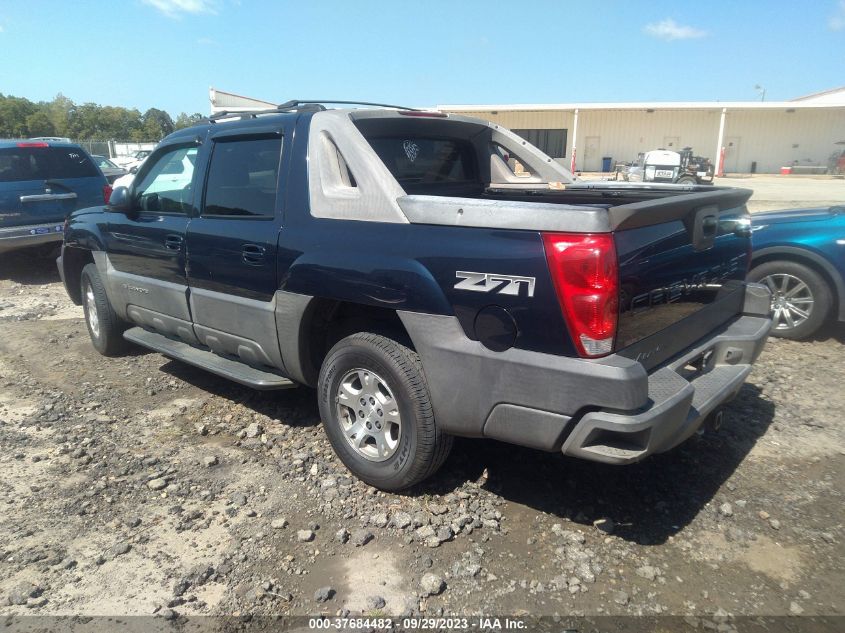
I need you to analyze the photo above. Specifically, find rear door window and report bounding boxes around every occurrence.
[202,136,282,218]
[366,137,476,185]
[0,146,99,182]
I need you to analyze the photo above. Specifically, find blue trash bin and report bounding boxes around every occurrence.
[601,156,613,172]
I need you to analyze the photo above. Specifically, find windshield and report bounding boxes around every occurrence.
[93,156,118,169]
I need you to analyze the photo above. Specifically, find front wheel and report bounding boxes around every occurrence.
[748,260,831,339]
[317,332,452,491]
[81,263,129,356]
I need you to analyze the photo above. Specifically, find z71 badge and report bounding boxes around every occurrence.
[454,271,535,297]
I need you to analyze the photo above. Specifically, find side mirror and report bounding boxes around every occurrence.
[130,165,139,174]
[108,186,132,212]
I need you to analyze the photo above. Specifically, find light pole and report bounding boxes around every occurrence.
[754,84,767,101]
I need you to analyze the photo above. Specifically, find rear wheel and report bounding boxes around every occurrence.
[317,332,452,491]
[748,260,831,339]
[676,175,697,185]
[81,263,129,356]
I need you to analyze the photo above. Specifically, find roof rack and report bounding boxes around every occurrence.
[207,100,418,123]
[277,100,418,111]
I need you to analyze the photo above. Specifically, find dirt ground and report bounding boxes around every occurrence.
[0,250,843,628]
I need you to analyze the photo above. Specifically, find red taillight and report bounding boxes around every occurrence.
[17,142,49,147]
[103,184,113,204]
[542,232,619,358]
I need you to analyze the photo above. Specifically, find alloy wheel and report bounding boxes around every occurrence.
[335,368,402,462]
[762,273,814,331]
[85,282,100,339]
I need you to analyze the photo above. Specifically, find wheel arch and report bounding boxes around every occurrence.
[751,246,844,320]
[60,246,95,305]
[276,293,414,387]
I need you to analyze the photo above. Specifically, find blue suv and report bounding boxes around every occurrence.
[749,206,845,339]
[0,140,110,254]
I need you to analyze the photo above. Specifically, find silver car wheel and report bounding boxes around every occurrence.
[335,368,401,462]
[762,273,814,331]
[85,283,100,339]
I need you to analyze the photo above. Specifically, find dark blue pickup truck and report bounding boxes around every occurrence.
[58,102,772,490]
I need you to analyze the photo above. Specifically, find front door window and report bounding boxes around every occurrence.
[132,146,197,214]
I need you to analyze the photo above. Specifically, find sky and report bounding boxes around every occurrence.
[0,0,843,116]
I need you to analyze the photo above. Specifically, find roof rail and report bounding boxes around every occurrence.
[277,100,418,111]
[206,100,418,123]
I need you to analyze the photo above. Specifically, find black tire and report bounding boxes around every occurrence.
[317,332,452,491]
[80,263,129,356]
[676,175,697,185]
[748,260,832,340]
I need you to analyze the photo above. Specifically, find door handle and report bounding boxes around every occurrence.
[20,193,78,202]
[164,234,183,251]
[733,218,752,238]
[242,243,266,265]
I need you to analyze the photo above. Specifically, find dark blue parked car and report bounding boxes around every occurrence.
[749,206,845,339]
[0,140,110,254]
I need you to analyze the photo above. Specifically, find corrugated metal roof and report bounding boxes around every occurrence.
[791,86,845,102]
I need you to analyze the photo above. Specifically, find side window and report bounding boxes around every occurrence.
[133,146,197,214]
[202,136,282,218]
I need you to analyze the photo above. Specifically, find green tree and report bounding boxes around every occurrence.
[0,94,38,137]
[48,93,74,136]
[99,106,143,139]
[174,112,205,130]
[67,103,106,139]
[140,108,175,140]
[0,92,192,141]
[24,110,56,137]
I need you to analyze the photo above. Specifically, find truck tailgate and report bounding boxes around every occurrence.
[610,188,753,369]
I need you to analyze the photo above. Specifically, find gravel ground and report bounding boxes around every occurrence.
[0,250,843,625]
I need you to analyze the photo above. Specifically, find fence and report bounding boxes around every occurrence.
[112,141,157,158]
[73,140,111,158]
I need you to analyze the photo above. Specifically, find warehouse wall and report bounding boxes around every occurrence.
[575,110,719,172]
[444,107,845,174]
[722,109,845,173]
[449,109,721,171]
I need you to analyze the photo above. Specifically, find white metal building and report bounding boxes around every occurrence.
[439,88,845,175]
[210,86,845,175]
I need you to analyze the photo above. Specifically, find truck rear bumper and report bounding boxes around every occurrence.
[561,314,769,463]
[398,283,771,463]
[0,222,64,254]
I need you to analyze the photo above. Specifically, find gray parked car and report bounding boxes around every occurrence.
[90,155,128,184]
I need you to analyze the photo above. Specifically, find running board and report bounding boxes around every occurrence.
[123,327,297,390]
